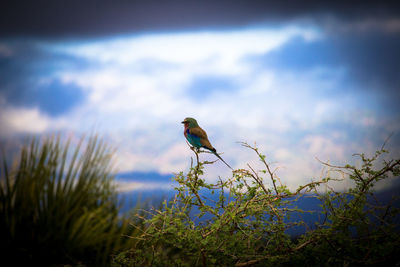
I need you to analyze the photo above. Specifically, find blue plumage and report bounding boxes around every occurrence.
[185,129,202,148]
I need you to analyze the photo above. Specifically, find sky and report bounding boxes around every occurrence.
[1,1,400,193]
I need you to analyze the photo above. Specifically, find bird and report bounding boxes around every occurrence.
[181,117,232,170]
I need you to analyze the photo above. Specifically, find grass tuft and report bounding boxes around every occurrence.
[0,135,134,266]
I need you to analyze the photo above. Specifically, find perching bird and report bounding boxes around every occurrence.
[182,117,232,170]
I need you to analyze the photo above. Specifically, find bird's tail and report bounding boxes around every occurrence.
[213,151,233,170]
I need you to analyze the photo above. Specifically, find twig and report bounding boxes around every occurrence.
[381,132,393,150]
[240,142,279,195]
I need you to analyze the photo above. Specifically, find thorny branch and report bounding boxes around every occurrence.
[128,140,400,266]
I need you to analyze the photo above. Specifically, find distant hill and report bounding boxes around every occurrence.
[116,171,174,183]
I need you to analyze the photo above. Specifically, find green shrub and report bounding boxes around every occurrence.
[0,136,135,266]
[116,142,400,266]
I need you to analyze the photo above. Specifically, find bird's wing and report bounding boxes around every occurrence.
[189,127,208,139]
[190,127,215,151]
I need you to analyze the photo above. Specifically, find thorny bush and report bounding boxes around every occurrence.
[114,142,400,266]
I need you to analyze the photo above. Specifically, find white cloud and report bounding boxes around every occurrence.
[0,106,52,135]
[56,26,318,68]
[3,23,396,193]
[115,180,174,192]
[302,135,346,161]
[58,60,382,190]
[53,25,323,147]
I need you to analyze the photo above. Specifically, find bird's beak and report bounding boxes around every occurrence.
[181,121,186,124]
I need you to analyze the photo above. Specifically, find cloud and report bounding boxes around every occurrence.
[0,106,52,136]
[0,41,88,117]
[325,17,400,34]
[114,171,175,192]
[250,23,400,109]
[115,180,173,192]
[0,43,13,57]
[1,21,399,193]
[55,27,318,71]
[7,79,84,117]
[1,1,399,38]
[43,26,322,176]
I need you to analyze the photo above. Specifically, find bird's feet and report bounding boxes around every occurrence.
[189,146,201,154]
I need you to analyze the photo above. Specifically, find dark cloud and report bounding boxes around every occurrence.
[249,36,339,70]
[0,41,86,116]
[1,0,399,38]
[249,28,400,111]
[337,32,400,94]
[1,77,84,117]
[7,80,84,117]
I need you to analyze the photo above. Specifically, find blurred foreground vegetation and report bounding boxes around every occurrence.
[1,136,400,266]
[0,136,138,266]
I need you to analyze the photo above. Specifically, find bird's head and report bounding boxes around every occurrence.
[181,117,199,128]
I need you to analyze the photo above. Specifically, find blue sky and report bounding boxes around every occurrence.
[1,2,399,192]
